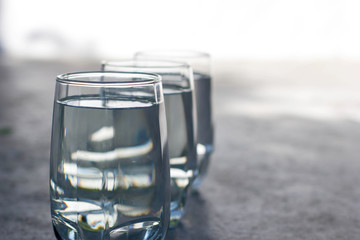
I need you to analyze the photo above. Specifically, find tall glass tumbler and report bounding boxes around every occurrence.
[50,72,170,240]
[135,51,214,189]
[102,60,197,228]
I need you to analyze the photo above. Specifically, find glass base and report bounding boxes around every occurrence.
[109,221,161,240]
[192,144,213,190]
[169,208,184,229]
[53,219,162,240]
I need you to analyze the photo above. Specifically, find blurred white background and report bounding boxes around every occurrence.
[1,0,359,60]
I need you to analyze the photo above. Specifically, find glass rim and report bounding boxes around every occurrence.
[56,71,162,87]
[135,50,210,59]
[102,59,191,69]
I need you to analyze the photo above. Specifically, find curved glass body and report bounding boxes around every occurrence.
[50,71,170,240]
[135,51,214,189]
[102,60,197,228]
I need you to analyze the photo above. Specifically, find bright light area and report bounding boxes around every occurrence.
[1,0,360,60]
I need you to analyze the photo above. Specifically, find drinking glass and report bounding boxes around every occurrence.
[50,71,170,240]
[135,51,214,189]
[102,60,197,228]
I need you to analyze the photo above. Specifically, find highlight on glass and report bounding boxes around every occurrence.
[135,50,214,189]
[50,71,170,240]
[102,60,197,228]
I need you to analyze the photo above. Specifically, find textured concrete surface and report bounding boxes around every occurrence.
[1,59,360,239]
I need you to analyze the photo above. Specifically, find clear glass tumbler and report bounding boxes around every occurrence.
[102,60,197,228]
[50,71,170,240]
[135,51,214,189]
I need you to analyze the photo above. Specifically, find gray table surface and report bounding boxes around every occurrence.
[1,59,360,239]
